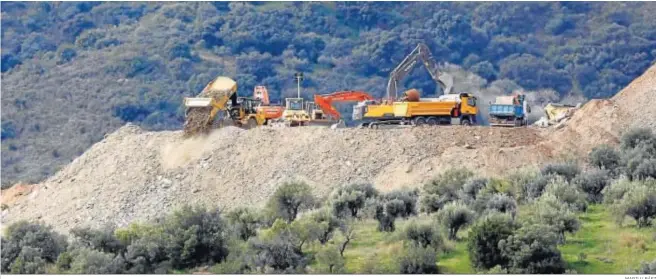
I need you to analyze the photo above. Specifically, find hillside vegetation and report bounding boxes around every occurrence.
[2,128,656,274]
[2,2,656,185]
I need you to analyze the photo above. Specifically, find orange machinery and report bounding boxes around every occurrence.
[313,91,374,120]
[253,86,284,122]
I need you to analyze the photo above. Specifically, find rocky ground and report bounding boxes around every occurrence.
[2,64,655,234]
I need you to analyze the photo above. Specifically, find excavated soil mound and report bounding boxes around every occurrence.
[549,63,656,156]
[2,124,549,233]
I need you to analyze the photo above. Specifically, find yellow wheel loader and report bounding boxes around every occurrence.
[183,76,265,137]
[280,97,311,127]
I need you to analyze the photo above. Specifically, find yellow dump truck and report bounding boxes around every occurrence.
[353,92,478,127]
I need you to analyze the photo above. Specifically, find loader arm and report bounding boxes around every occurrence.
[386,43,453,101]
[314,91,374,120]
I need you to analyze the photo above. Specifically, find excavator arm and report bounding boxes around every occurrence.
[386,43,454,100]
[314,91,374,120]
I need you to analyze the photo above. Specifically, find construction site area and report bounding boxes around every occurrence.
[2,44,656,234]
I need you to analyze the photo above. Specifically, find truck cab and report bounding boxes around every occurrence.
[488,94,530,127]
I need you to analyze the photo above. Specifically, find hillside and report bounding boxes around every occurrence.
[2,2,656,187]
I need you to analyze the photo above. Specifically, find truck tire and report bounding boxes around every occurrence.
[414,117,427,126]
[427,117,438,126]
[247,118,257,129]
[461,117,471,126]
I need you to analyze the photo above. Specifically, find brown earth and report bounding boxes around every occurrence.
[2,63,655,234]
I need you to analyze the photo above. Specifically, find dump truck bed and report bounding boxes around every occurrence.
[394,101,457,117]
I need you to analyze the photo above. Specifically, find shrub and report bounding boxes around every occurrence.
[523,194,580,243]
[461,178,488,202]
[623,146,655,180]
[1,221,67,273]
[543,177,588,211]
[315,245,345,274]
[309,208,341,244]
[226,207,261,241]
[620,128,655,151]
[123,233,170,274]
[68,247,126,274]
[614,184,656,227]
[467,213,516,270]
[438,202,475,240]
[329,183,378,218]
[499,224,566,274]
[404,221,444,250]
[367,199,396,232]
[637,259,656,274]
[485,193,518,217]
[602,179,636,204]
[161,206,230,269]
[634,159,656,180]
[398,243,439,274]
[573,169,611,203]
[385,199,408,219]
[523,174,559,200]
[381,188,418,218]
[420,168,474,213]
[8,246,48,274]
[267,182,315,222]
[248,228,307,274]
[540,163,580,182]
[588,145,621,173]
[70,226,124,255]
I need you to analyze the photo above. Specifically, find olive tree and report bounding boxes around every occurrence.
[267,182,316,222]
[438,201,475,240]
[420,168,473,213]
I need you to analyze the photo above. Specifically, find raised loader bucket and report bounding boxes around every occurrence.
[184,97,213,108]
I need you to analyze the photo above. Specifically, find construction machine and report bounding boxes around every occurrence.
[281,97,311,126]
[387,43,454,101]
[488,93,531,127]
[354,90,478,127]
[252,86,284,124]
[313,91,374,121]
[183,76,266,137]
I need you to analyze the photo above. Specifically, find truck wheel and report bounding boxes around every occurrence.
[427,117,438,126]
[247,118,257,129]
[414,117,427,126]
[461,118,471,126]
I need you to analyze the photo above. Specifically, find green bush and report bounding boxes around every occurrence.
[398,243,439,274]
[161,205,230,269]
[634,159,656,180]
[620,128,656,151]
[523,194,580,243]
[540,163,580,182]
[573,169,611,203]
[267,182,315,222]
[461,178,488,202]
[248,227,307,274]
[329,183,378,218]
[588,145,621,173]
[467,213,516,270]
[420,168,473,213]
[522,174,559,200]
[315,245,345,274]
[438,201,475,240]
[613,183,656,227]
[499,224,566,274]
[403,221,444,250]
[70,226,124,255]
[123,233,170,274]
[1,221,67,273]
[637,259,656,274]
[67,247,126,274]
[485,193,518,217]
[309,208,341,244]
[367,199,396,232]
[381,188,418,218]
[543,177,588,212]
[226,207,261,241]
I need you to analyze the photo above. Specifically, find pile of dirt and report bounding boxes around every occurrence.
[549,63,656,156]
[3,63,654,234]
[1,123,548,233]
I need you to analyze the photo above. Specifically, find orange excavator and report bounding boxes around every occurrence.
[253,86,285,124]
[313,91,375,121]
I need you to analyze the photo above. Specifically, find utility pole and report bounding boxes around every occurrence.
[294,72,304,99]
